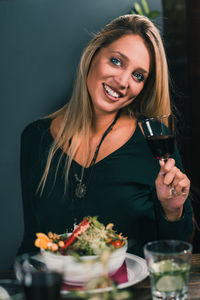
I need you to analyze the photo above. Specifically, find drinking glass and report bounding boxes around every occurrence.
[144,240,192,300]
[139,114,185,196]
[139,114,175,162]
[14,252,63,300]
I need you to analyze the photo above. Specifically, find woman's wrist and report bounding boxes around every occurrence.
[163,206,183,221]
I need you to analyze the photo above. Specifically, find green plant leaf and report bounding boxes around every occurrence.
[133,2,144,15]
[130,9,135,14]
[141,0,149,14]
[147,11,160,19]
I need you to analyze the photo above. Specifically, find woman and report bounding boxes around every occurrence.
[18,14,193,257]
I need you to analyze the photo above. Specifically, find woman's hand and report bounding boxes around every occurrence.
[155,158,190,221]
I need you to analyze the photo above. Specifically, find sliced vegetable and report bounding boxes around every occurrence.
[63,217,91,249]
[111,240,122,248]
[34,233,50,250]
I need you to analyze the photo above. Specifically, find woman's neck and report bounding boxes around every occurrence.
[91,111,120,136]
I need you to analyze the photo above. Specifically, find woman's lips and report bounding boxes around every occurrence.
[103,83,123,101]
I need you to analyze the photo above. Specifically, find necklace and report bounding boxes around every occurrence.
[74,110,121,198]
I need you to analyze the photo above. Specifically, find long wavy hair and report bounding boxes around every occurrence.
[39,14,171,193]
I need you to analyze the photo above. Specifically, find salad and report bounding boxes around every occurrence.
[34,216,127,256]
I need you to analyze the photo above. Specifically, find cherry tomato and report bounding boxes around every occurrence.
[112,240,122,248]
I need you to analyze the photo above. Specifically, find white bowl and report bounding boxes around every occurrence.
[41,241,127,285]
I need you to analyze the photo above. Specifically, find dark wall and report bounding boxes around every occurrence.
[161,0,191,172]
[0,0,162,270]
[161,0,200,195]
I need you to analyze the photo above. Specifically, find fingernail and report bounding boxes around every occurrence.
[159,160,164,167]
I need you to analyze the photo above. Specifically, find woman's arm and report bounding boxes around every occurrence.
[17,121,46,255]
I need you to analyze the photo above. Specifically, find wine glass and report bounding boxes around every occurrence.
[139,114,182,196]
[14,252,63,300]
[139,114,175,161]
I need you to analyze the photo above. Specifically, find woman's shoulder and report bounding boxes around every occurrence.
[21,118,52,142]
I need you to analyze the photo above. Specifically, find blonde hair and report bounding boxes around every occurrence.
[39,14,171,193]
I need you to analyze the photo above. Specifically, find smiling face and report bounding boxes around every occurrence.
[87,34,151,116]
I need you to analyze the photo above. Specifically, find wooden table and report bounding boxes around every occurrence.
[1,254,200,299]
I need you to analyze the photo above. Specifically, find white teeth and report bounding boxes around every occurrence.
[104,84,120,98]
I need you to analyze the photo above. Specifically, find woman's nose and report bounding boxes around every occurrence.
[114,70,130,89]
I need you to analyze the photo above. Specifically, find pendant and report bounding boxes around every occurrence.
[75,182,87,198]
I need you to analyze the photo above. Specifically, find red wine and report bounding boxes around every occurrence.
[146,135,174,159]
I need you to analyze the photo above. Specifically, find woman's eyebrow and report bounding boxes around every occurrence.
[109,50,149,74]
[109,50,128,61]
[136,67,149,75]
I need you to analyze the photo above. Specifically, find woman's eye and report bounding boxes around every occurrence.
[132,72,144,82]
[110,57,121,66]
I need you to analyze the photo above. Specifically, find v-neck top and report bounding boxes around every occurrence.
[17,118,193,257]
